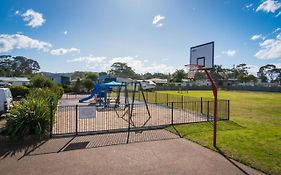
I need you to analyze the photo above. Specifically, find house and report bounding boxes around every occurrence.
[0,77,30,86]
[43,72,70,85]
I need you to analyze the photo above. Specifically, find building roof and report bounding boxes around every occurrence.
[147,78,168,84]
[0,77,30,82]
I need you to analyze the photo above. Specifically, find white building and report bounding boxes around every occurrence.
[0,77,30,86]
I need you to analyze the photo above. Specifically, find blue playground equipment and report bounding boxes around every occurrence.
[79,81,128,108]
[79,80,152,129]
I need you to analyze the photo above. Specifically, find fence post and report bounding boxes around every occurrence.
[155,92,157,104]
[126,105,131,144]
[171,102,174,125]
[166,94,169,106]
[227,100,230,120]
[49,101,54,138]
[181,95,184,109]
[207,101,209,121]
[75,105,78,136]
[200,97,203,114]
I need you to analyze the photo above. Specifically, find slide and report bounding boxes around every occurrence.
[79,83,100,103]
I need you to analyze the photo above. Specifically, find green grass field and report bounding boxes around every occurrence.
[162,90,281,175]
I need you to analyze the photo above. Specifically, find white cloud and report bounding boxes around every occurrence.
[245,3,253,9]
[256,0,281,13]
[50,48,80,55]
[63,31,68,35]
[21,9,45,28]
[15,10,19,15]
[248,65,260,75]
[273,28,281,33]
[251,34,265,41]
[255,33,281,59]
[222,50,237,57]
[67,55,106,64]
[152,15,165,27]
[67,55,175,74]
[0,34,52,53]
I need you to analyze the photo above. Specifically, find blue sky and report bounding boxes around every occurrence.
[1,0,281,74]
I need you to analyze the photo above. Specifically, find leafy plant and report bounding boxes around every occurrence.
[5,97,51,139]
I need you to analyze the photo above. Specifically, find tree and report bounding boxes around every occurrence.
[0,55,40,77]
[73,78,82,93]
[193,71,206,80]
[171,69,186,82]
[232,63,249,82]
[109,62,137,78]
[258,64,278,83]
[81,78,94,92]
[31,74,56,88]
[85,72,98,82]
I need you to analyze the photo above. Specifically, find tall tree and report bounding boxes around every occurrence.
[258,64,278,83]
[109,62,138,78]
[171,69,186,82]
[85,72,98,82]
[0,55,40,77]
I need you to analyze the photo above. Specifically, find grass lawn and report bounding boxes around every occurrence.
[162,90,281,175]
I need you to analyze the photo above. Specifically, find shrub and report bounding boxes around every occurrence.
[8,85,30,99]
[31,74,56,88]
[5,97,51,139]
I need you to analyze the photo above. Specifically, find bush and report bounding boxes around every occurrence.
[5,97,51,139]
[5,87,62,139]
[8,85,30,99]
[31,74,56,88]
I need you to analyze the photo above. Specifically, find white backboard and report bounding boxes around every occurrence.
[190,42,214,69]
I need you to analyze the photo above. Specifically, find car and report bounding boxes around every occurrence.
[0,88,13,113]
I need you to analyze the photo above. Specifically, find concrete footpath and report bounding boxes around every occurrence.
[0,130,264,175]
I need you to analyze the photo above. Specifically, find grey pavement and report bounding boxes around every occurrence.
[0,130,264,175]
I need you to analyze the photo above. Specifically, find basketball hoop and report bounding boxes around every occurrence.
[186,41,218,147]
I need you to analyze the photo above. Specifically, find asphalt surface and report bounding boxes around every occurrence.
[0,130,264,175]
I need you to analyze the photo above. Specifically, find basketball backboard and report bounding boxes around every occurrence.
[190,41,214,70]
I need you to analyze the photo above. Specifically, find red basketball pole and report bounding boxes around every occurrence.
[204,69,218,147]
[186,64,218,147]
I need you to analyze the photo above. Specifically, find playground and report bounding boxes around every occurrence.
[53,93,228,136]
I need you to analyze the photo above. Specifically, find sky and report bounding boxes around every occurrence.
[0,0,281,75]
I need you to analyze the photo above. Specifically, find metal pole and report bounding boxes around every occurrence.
[204,69,218,147]
[171,102,174,125]
[75,105,78,136]
[207,101,210,121]
[166,93,169,106]
[227,100,230,120]
[126,105,131,144]
[200,97,203,114]
[49,101,53,138]
[181,95,184,109]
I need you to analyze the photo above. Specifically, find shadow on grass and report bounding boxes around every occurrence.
[215,146,250,175]
[167,120,245,138]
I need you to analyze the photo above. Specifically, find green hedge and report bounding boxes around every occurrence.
[8,85,30,98]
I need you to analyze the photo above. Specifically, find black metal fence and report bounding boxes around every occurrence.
[50,100,229,137]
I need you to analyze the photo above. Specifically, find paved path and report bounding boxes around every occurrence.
[0,130,263,175]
